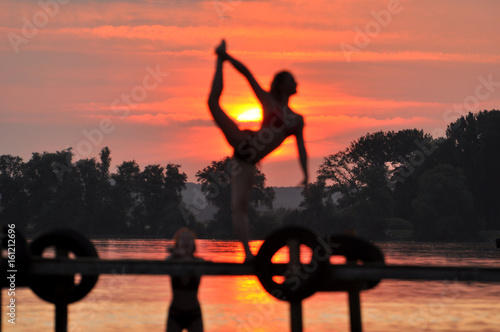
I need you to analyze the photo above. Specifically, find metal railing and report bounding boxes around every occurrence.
[2,226,500,332]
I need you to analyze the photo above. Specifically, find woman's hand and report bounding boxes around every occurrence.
[215,39,227,58]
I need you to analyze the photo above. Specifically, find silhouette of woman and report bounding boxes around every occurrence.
[166,228,204,332]
[208,40,308,261]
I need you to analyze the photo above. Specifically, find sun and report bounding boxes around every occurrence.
[236,108,262,122]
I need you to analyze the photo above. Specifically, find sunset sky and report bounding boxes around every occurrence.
[1,0,500,186]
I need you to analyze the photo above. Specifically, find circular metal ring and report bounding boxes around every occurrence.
[322,235,385,291]
[255,226,330,302]
[29,228,99,304]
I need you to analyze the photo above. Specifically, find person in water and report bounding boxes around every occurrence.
[208,40,309,261]
[166,228,204,332]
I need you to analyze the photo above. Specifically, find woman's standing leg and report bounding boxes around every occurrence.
[166,315,182,332]
[188,316,204,332]
[231,158,256,261]
[208,42,256,261]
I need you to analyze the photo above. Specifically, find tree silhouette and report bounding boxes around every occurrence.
[0,147,191,238]
[0,155,28,228]
[412,164,475,241]
[317,130,432,237]
[446,110,500,229]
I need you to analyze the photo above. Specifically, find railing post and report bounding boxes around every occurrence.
[290,301,303,332]
[1,271,2,332]
[55,300,68,332]
[348,289,362,332]
[346,248,363,332]
[1,227,3,332]
[55,247,69,332]
[288,239,303,332]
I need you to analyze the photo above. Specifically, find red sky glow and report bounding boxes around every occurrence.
[1,0,500,186]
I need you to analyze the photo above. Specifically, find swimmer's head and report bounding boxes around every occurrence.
[173,227,197,256]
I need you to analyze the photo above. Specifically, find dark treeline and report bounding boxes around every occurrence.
[1,110,499,241]
[285,110,500,241]
[0,147,195,238]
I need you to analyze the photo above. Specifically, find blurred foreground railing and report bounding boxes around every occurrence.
[29,258,500,282]
[2,226,500,332]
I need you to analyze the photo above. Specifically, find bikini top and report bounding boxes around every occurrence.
[171,275,200,291]
[262,105,301,137]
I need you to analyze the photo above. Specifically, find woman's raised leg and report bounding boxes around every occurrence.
[208,55,247,148]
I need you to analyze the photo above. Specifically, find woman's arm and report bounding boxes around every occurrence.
[295,117,309,186]
[219,45,274,107]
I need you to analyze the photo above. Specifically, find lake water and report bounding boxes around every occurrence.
[3,239,500,331]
